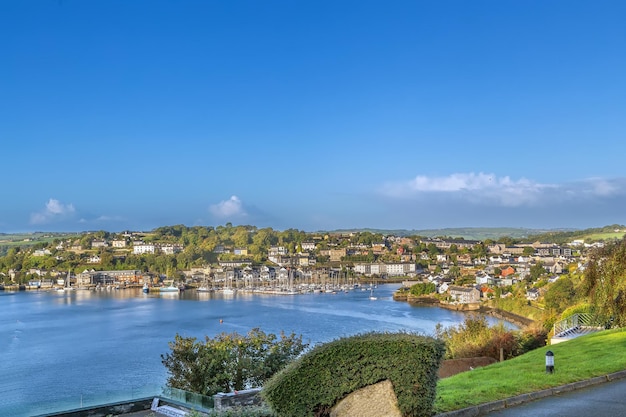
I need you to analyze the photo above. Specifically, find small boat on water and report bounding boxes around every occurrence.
[222,287,236,295]
[369,287,378,301]
[142,283,149,293]
[160,285,180,293]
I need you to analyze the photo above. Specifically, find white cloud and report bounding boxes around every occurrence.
[209,196,247,219]
[30,198,76,224]
[380,173,626,207]
[580,178,621,197]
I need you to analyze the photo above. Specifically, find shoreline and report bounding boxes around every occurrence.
[392,292,534,327]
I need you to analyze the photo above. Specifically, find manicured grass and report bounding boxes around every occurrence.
[434,328,626,413]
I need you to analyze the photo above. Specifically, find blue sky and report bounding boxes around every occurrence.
[1,0,625,233]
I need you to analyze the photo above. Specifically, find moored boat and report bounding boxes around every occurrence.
[222,287,236,295]
[159,285,180,293]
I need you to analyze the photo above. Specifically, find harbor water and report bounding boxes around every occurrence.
[1,284,503,416]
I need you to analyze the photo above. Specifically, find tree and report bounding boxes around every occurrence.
[582,238,626,327]
[232,227,251,247]
[529,262,546,282]
[161,328,308,396]
[471,242,487,258]
[448,265,461,280]
[544,276,576,313]
[426,243,440,256]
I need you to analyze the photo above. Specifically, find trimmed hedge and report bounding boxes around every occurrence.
[261,332,445,417]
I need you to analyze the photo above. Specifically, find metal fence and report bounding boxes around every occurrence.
[553,313,602,337]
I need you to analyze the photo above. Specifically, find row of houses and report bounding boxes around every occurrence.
[132,243,184,255]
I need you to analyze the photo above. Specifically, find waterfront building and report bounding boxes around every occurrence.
[78,269,144,285]
[448,286,480,304]
[353,262,417,277]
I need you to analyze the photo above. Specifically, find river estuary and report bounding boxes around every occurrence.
[1,284,505,416]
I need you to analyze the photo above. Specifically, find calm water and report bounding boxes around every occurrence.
[1,284,498,416]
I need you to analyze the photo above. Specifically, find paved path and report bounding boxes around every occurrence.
[437,371,626,417]
[483,377,626,417]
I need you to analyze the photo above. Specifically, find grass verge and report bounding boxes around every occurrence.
[434,328,626,413]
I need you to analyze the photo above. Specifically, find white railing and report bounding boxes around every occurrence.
[553,313,601,337]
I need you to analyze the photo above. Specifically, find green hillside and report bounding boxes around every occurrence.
[331,224,626,242]
[435,328,626,413]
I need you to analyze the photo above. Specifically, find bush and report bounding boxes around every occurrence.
[559,303,593,320]
[515,326,548,354]
[161,328,308,396]
[261,332,445,417]
[435,316,547,361]
[409,282,436,296]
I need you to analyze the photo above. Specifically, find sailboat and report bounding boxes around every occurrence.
[369,286,377,300]
[221,274,236,295]
[197,276,212,292]
[58,271,74,292]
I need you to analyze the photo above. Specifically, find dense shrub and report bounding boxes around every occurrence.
[559,303,593,319]
[515,325,548,353]
[435,316,547,361]
[409,282,437,296]
[261,332,445,417]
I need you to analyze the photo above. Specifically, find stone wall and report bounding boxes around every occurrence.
[213,388,263,411]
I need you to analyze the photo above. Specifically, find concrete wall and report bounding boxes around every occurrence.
[213,388,263,411]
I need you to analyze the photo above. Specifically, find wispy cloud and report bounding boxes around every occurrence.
[30,198,76,224]
[380,173,626,207]
[209,196,247,219]
[78,215,126,224]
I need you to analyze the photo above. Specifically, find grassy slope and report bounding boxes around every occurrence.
[435,328,626,413]
[580,231,625,241]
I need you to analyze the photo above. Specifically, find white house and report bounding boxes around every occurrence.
[133,243,156,255]
[301,242,316,251]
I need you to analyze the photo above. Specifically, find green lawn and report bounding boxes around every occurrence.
[434,328,626,413]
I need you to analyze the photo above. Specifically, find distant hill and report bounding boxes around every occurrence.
[329,225,626,242]
[329,227,549,241]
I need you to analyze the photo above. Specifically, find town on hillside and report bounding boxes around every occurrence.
[1,225,622,302]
